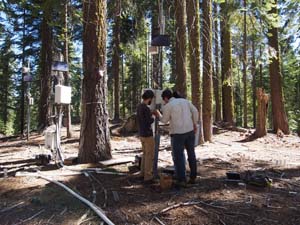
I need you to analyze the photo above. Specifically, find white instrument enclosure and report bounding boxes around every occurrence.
[55,85,71,104]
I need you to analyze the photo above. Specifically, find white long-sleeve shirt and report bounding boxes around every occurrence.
[159,97,199,134]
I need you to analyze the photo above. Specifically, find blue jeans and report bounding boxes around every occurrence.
[171,131,197,182]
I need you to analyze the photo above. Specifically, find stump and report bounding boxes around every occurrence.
[254,88,269,138]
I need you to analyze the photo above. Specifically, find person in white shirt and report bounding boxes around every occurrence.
[154,89,199,186]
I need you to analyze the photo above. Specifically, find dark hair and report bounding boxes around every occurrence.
[142,90,154,100]
[161,89,173,100]
[173,91,183,98]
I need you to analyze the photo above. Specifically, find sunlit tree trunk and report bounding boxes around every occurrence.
[112,0,121,121]
[202,0,213,141]
[79,0,112,163]
[242,0,248,128]
[220,2,234,125]
[20,8,26,135]
[213,3,222,122]
[186,0,204,143]
[255,88,269,137]
[175,0,187,97]
[38,14,53,129]
[267,0,289,134]
[251,39,256,127]
[151,7,160,89]
[63,0,72,138]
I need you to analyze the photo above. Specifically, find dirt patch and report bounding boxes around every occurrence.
[1,126,300,224]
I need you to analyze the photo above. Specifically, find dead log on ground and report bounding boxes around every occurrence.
[118,114,138,136]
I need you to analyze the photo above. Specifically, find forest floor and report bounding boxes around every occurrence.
[1,125,300,225]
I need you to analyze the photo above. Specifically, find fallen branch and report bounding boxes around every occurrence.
[30,172,115,225]
[0,201,25,213]
[0,167,25,176]
[88,173,108,208]
[153,216,166,225]
[198,201,227,210]
[193,205,209,214]
[15,209,45,225]
[214,141,232,146]
[160,201,201,214]
[159,200,226,215]
[219,218,227,225]
[79,216,97,225]
[224,212,250,217]
[46,215,55,224]
[15,169,126,178]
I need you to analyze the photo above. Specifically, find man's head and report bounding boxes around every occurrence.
[161,89,173,104]
[142,90,154,105]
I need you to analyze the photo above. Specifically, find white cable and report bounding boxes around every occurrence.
[37,173,115,225]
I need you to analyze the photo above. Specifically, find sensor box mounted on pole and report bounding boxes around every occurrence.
[55,85,71,104]
[142,89,163,111]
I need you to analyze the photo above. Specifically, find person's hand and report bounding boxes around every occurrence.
[193,124,197,133]
[153,109,161,117]
[152,110,159,117]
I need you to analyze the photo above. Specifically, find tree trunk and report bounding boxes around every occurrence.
[220,2,234,125]
[186,0,204,143]
[112,0,121,121]
[151,9,160,89]
[213,3,222,122]
[235,59,242,126]
[38,15,53,129]
[297,75,300,136]
[267,1,289,134]
[259,14,263,88]
[242,0,247,128]
[175,0,187,97]
[20,8,26,135]
[63,0,73,138]
[254,88,269,138]
[3,59,9,131]
[202,0,213,142]
[251,38,256,127]
[121,54,125,118]
[79,0,112,163]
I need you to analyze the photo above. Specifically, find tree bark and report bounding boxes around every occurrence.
[267,0,289,134]
[220,2,234,125]
[186,0,204,143]
[112,0,121,121]
[297,75,300,136]
[242,0,248,128]
[3,55,9,131]
[213,3,222,122]
[254,88,269,138]
[79,0,112,163]
[251,39,256,128]
[151,8,160,89]
[202,0,213,142]
[38,15,53,129]
[21,8,26,135]
[63,0,73,138]
[259,17,263,88]
[175,0,187,97]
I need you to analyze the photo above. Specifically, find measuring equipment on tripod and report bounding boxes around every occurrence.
[44,60,71,167]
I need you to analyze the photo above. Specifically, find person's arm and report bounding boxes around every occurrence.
[144,106,154,125]
[155,105,171,124]
[189,102,199,125]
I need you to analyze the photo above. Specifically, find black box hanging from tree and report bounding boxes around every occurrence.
[151,35,170,46]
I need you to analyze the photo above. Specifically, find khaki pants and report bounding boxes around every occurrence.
[140,136,155,181]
